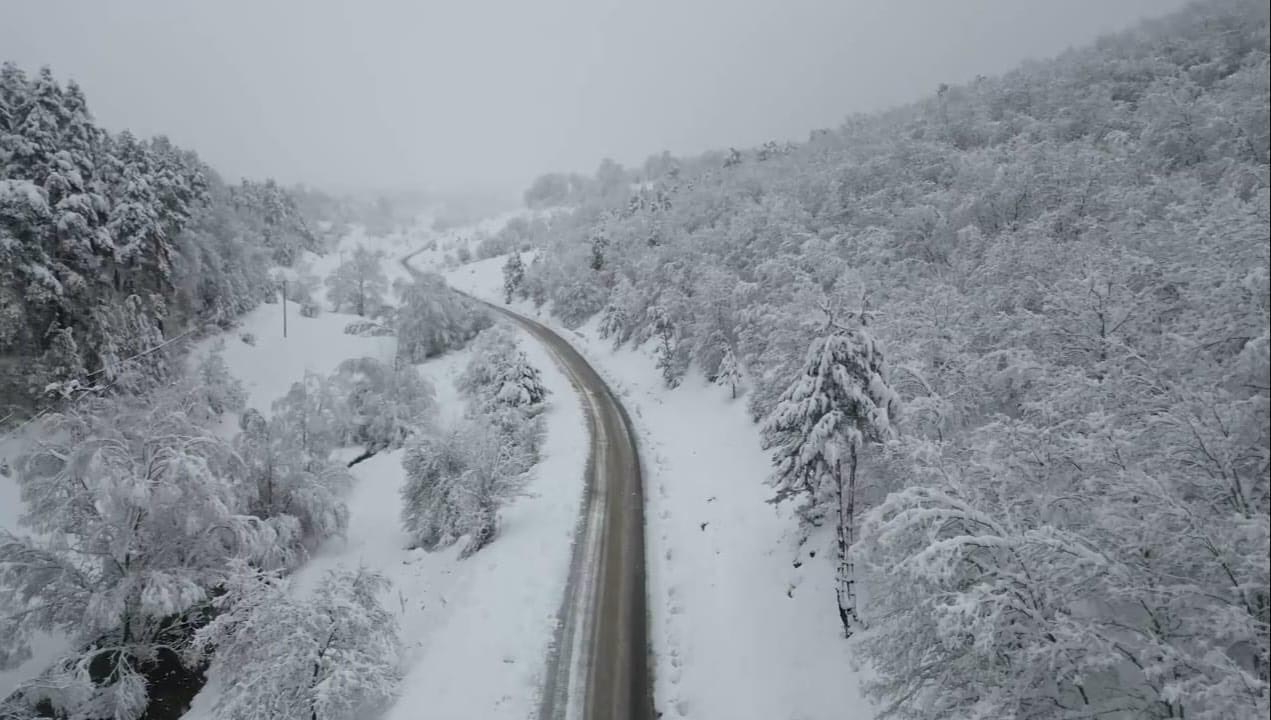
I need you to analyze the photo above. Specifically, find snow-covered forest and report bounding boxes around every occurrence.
[2,0,1269,718]
[499,1,1269,717]
[0,63,329,422]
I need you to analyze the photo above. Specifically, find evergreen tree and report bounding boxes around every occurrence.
[714,344,742,399]
[502,251,524,303]
[763,316,898,636]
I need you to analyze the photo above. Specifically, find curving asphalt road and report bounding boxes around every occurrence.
[401,254,652,720]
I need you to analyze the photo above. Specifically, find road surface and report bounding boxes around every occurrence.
[402,255,652,720]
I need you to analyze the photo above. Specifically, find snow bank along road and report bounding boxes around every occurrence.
[402,255,652,720]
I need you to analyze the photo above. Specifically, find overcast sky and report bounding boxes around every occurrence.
[1,0,1187,194]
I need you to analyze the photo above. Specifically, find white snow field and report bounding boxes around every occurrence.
[446,254,876,720]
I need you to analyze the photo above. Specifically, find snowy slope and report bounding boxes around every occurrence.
[446,254,877,720]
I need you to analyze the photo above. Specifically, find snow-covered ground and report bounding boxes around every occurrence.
[446,254,876,720]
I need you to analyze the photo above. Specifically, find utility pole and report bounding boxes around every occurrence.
[282,279,288,338]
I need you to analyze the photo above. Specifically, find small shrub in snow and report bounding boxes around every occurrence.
[299,301,321,318]
[343,319,394,337]
[240,331,257,345]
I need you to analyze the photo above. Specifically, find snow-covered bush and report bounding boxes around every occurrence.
[393,272,491,363]
[400,420,532,556]
[400,326,546,556]
[400,427,469,551]
[550,277,605,329]
[343,318,394,337]
[331,357,436,454]
[190,564,400,720]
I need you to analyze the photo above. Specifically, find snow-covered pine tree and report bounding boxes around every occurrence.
[647,303,685,388]
[762,314,898,636]
[715,343,742,399]
[502,251,524,304]
[190,564,400,720]
[35,322,87,399]
[457,325,548,415]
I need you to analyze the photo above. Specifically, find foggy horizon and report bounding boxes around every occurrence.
[3,0,1188,195]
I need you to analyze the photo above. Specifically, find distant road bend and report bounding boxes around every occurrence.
[401,254,652,720]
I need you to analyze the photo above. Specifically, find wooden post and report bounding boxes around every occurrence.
[282,279,288,338]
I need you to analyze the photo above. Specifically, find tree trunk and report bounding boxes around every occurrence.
[835,446,860,637]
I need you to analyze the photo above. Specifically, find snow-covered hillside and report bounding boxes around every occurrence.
[446,255,875,720]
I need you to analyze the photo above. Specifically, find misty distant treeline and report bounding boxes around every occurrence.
[0,63,332,420]
[508,0,1269,716]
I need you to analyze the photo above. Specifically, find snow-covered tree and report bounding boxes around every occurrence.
[393,272,490,362]
[325,244,387,316]
[714,344,742,399]
[763,317,898,636]
[271,371,343,459]
[400,419,533,556]
[331,356,436,456]
[178,342,247,423]
[502,251,524,304]
[0,390,296,720]
[456,325,548,415]
[399,427,469,551]
[234,407,351,556]
[190,564,400,720]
